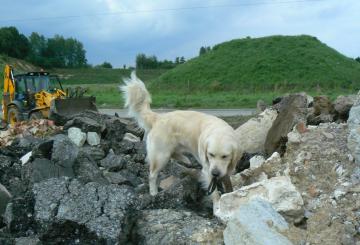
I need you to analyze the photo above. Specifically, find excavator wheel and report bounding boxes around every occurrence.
[7,106,21,126]
[29,111,43,120]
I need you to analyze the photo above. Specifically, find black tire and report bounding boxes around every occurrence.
[29,111,43,120]
[7,106,21,126]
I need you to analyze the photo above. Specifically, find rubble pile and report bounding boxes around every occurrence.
[0,119,62,147]
[0,94,359,244]
[0,111,212,244]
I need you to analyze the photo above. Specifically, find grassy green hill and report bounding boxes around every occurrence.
[151,35,360,93]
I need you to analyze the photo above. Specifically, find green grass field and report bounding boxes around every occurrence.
[65,83,353,109]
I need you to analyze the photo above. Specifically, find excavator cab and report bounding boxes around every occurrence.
[2,65,97,127]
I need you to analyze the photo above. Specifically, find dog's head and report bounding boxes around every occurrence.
[199,132,242,178]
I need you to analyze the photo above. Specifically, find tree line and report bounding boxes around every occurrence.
[0,26,87,68]
[136,53,186,69]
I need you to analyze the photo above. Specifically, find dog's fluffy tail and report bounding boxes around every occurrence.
[120,71,157,132]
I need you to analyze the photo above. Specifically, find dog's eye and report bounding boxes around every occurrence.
[221,155,228,159]
[209,153,215,157]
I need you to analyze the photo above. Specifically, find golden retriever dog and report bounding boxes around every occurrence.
[120,72,242,201]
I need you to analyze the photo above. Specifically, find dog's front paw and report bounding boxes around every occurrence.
[149,186,158,196]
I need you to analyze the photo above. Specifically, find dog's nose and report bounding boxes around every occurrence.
[211,168,220,177]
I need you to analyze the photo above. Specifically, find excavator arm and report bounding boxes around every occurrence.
[2,65,15,123]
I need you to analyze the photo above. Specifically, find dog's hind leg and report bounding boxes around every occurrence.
[148,150,171,196]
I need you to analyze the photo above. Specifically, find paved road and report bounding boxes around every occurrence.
[0,107,256,120]
[99,108,256,118]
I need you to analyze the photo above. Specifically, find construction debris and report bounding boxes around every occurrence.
[0,93,359,244]
[0,119,62,147]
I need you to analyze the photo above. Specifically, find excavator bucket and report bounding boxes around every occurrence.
[49,96,98,125]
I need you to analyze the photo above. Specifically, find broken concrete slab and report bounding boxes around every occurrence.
[33,177,139,244]
[132,209,224,245]
[265,94,308,156]
[22,158,74,184]
[235,108,278,154]
[215,176,304,222]
[223,198,292,245]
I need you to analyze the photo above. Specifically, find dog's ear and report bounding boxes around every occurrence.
[198,133,209,165]
[228,141,243,174]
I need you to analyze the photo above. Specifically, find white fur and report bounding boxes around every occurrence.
[120,72,242,198]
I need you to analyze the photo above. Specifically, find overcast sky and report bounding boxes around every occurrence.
[1,0,359,67]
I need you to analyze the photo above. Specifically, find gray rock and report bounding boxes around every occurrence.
[334,95,355,120]
[104,118,128,151]
[68,127,86,147]
[74,151,108,184]
[123,132,140,143]
[215,176,303,222]
[307,113,335,125]
[103,171,131,185]
[5,136,43,158]
[14,236,41,245]
[22,135,77,184]
[146,175,204,211]
[313,95,335,115]
[348,102,360,165]
[104,170,141,187]
[0,155,22,194]
[33,177,138,243]
[119,118,144,138]
[0,183,11,216]
[250,155,265,169]
[348,104,360,127]
[307,95,336,125]
[132,209,224,245]
[125,158,149,180]
[120,169,142,186]
[22,158,74,184]
[235,108,278,154]
[159,175,180,190]
[223,198,292,245]
[31,139,54,160]
[114,140,135,154]
[64,116,104,133]
[79,145,105,161]
[100,149,125,170]
[4,196,35,235]
[132,141,147,163]
[265,94,307,155]
[51,134,79,167]
[87,132,101,146]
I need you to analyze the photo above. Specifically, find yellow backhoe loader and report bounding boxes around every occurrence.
[1,64,97,126]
